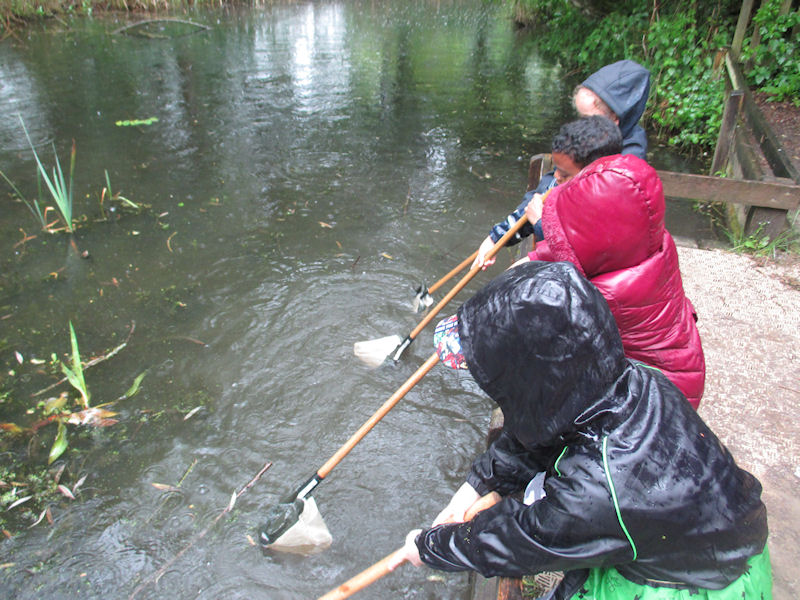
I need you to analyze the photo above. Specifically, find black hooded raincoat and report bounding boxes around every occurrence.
[415,262,768,598]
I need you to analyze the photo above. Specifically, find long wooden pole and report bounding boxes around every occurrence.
[387,214,530,362]
[317,352,439,479]
[426,250,479,296]
[317,549,406,600]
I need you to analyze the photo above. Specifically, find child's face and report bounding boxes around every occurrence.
[552,152,583,185]
[574,87,619,125]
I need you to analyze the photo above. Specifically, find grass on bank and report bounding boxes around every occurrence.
[0,0,266,23]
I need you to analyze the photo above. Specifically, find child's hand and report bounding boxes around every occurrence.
[432,482,481,525]
[472,236,497,270]
[388,529,423,569]
[524,193,544,225]
[464,491,502,520]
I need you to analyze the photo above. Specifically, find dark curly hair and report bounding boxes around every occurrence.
[551,116,622,168]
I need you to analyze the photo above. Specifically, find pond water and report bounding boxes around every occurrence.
[0,2,712,598]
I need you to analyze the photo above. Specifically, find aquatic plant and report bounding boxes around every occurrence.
[20,116,76,233]
[100,169,140,215]
[115,116,159,126]
[0,166,49,230]
[1,323,145,469]
[61,321,90,409]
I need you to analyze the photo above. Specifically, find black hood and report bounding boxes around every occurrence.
[581,60,650,140]
[458,261,627,448]
[421,263,768,590]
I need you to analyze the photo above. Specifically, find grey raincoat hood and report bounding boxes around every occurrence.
[581,60,650,159]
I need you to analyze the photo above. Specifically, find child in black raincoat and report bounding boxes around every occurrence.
[389,261,771,599]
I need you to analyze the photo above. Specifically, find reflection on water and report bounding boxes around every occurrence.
[0,2,709,598]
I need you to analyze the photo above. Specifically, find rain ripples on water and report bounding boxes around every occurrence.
[0,1,708,598]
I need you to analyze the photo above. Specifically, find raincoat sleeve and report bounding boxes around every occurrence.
[488,173,554,244]
[465,430,550,496]
[488,203,535,245]
[416,479,634,578]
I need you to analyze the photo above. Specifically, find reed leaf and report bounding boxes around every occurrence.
[0,167,48,229]
[49,420,68,465]
[122,371,147,399]
[104,169,138,209]
[19,116,75,232]
[61,321,90,408]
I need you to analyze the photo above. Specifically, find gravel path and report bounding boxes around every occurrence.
[676,244,800,599]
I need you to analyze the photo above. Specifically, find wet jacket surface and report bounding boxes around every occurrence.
[530,154,705,407]
[416,262,768,595]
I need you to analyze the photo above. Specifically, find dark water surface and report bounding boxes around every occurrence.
[1,2,710,598]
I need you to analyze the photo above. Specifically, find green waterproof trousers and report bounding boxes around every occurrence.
[569,545,772,600]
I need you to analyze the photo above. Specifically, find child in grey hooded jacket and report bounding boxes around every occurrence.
[473,60,651,269]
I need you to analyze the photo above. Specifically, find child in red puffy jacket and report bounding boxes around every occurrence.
[513,154,705,407]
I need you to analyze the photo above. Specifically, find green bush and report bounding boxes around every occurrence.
[741,0,800,105]
[576,9,649,67]
[645,11,729,149]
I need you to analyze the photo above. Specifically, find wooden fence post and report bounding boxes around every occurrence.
[730,0,755,59]
[710,89,744,176]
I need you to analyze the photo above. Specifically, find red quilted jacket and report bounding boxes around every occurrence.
[529,154,705,408]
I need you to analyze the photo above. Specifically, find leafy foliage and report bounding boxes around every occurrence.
[645,11,729,149]
[576,8,650,67]
[510,0,797,154]
[741,0,800,105]
[724,223,800,257]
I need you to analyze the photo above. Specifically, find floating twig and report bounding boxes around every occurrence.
[128,461,272,600]
[145,458,200,524]
[112,18,210,37]
[31,322,136,398]
[177,458,198,487]
[166,335,207,346]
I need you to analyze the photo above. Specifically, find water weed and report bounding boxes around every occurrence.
[0,167,49,230]
[61,321,90,410]
[115,116,159,126]
[19,116,76,233]
[100,169,141,217]
[1,323,145,468]
[0,116,77,233]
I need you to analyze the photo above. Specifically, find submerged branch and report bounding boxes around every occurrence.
[31,321,136,398]
[128,460,273,600]
[112,18,210,37]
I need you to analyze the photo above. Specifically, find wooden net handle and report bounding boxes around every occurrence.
[317,548,406,600]
[408,214,529,340]
[427,249,479,295]
[317,352,440,480]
